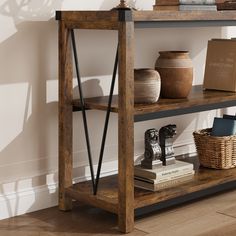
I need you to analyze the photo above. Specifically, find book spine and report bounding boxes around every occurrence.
[153,174,194,191]
[156,170,195,183]
[135,170,195,184]
[179,0,215,4]
[134,173,194,191]
[134,163,194,179]
[179,4,217,10]
[154,165,194,179]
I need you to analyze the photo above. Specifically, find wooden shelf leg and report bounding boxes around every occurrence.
[58,21,73,211]
[118,10,135,233]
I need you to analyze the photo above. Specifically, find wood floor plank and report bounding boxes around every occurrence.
[0,203,147,236]
[135,190,236,234]
[197,222,236,236]
[216,192,236,218]
[0,230,40,236]
[1,190,236,235]
[144,213,236,236]
[218,206,236,218]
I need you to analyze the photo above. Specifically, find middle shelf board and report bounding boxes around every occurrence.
[72,85,236,122]
[65,155,236,215]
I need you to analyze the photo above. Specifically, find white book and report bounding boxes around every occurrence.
[179,4,217,10]
[134,160,194,180]
[134,173,194,192]
[135,169,195,184]
[179,0,215,4]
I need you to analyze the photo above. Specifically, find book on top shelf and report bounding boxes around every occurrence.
[134,160,194,180]
[155,0,179,5]
[153,5,179,11]
[179,0,215,4]
[179,4,217,10]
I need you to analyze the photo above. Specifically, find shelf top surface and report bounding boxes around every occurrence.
[73,85,236,118]
[69,155,236,210]
[134,10,236,22]
[56,10,236,26]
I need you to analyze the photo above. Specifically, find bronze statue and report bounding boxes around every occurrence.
[141,128,162,169]
[159,124,177,166]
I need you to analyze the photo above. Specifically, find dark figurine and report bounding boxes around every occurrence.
[159,124,177,166]
[141,128,162,169]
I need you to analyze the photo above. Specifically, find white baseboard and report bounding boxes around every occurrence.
[0,163,118,220]
[0,184,58,220]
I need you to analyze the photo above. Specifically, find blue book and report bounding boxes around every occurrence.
[211,117,236,136]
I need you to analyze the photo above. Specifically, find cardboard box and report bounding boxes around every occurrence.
[203,39,236,92]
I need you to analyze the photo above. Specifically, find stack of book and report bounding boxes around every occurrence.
[134,160,195,191]
[153,0,222,11]
[179,0,217,11]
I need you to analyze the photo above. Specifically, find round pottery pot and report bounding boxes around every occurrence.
[134,68,161,104]
[155,51,193,98]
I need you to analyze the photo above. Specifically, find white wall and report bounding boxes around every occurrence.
[0,0,232,219]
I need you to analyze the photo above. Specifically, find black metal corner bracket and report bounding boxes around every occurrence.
[55,11,62,21]
[118,9,133,22]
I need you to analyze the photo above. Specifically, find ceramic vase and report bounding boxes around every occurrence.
[134,68,161,104]
[155,51,193,98]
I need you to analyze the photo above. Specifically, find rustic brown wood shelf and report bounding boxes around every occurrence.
[57,10,236,233]
[66,156,236,213]
[56,10,236,29]
[73,85,236,121]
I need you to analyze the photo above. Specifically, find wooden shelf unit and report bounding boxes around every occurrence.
[57,10,236,233]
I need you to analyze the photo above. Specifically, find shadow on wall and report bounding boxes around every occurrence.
[0,0,119,219]
[0,0,63,219]
[0,0,61,25]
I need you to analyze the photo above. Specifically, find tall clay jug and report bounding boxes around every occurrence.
[155,51,193,98]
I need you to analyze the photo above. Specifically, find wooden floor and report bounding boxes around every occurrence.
[2,190,236,235]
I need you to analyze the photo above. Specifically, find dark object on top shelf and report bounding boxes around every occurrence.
[141,129,162,169]
[112,0,137,10]
[217,0,236,10]
[114,0,131,9]
[159,125,177,166]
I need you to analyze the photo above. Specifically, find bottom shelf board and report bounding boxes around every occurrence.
[65,163,236,214]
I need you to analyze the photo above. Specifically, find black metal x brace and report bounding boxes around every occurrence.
[71,29,118,195]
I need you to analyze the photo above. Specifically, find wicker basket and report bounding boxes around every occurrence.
[193,128,236,169]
